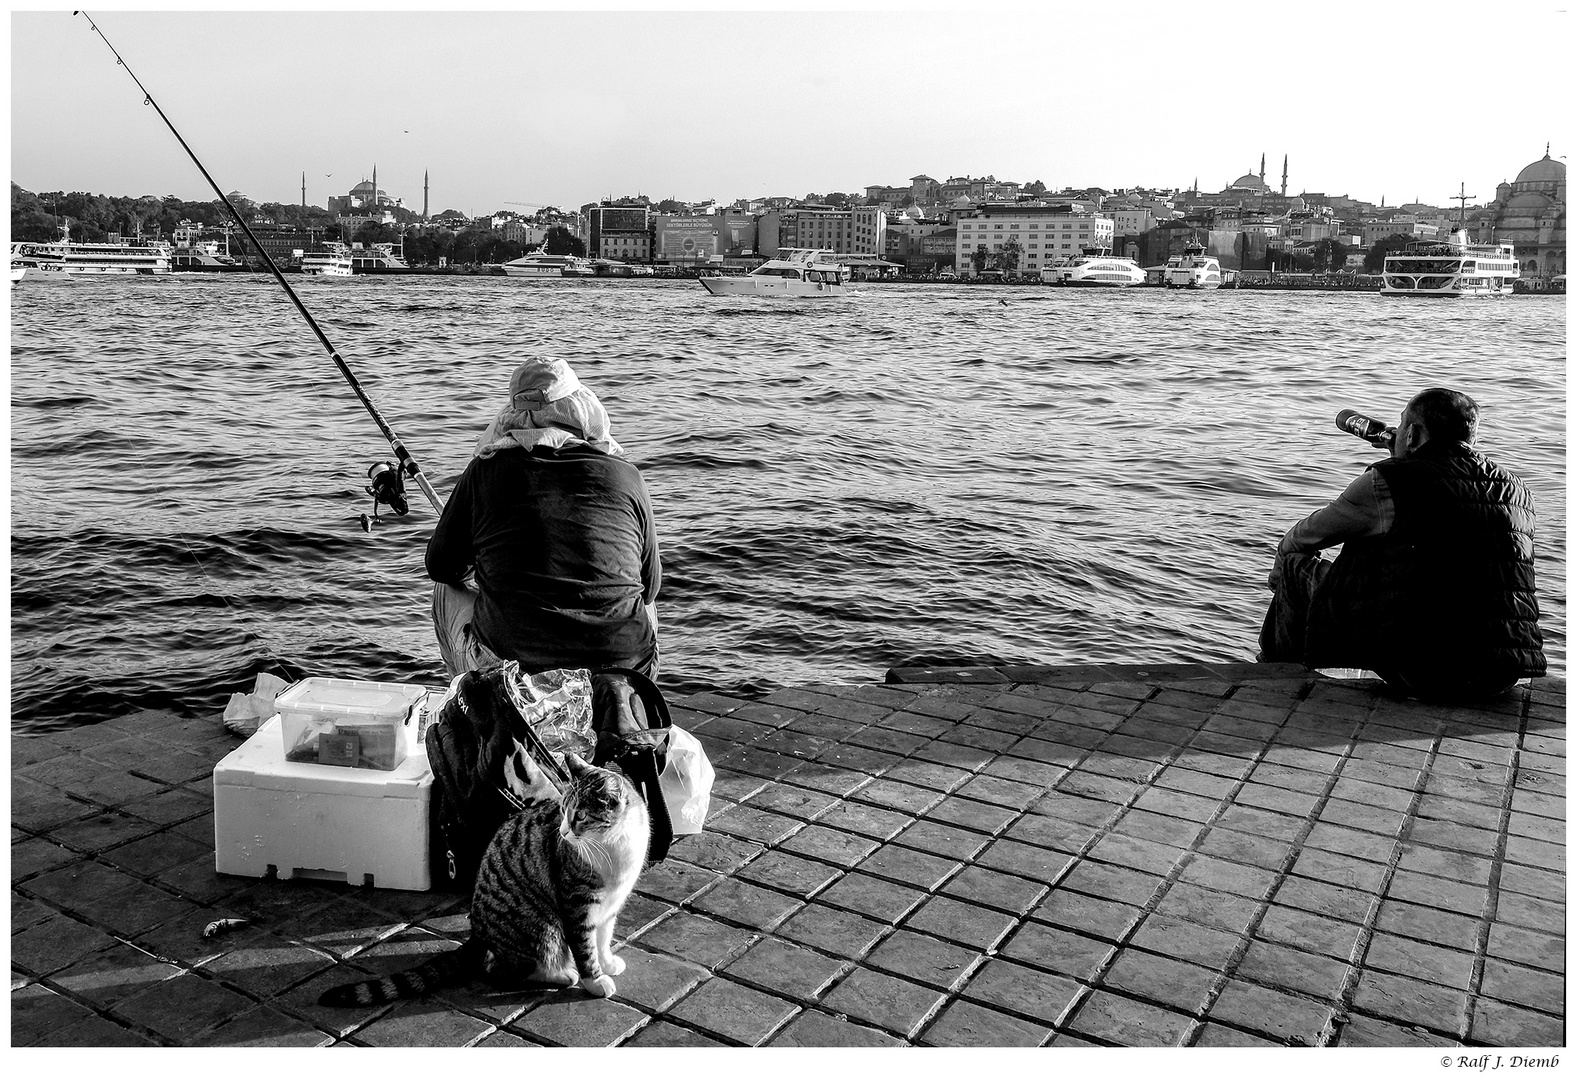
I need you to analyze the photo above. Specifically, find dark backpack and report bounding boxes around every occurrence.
[426,664,676,894]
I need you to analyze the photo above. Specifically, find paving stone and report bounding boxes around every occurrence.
[1351,968,1467,1034]
[1102,949,1217,1014]
[1386,868,1487,918]
[9,911,121,977]
[1087,832,1188,876]
[1179,854,1280,899]
[743,781,841,822]
[1305,821,1401,864]
[998,921,1113,980]
[1060,859,1165,907]
[290,896,401,959]
[812,800,915,842]
[1291,847,1390,892]
[1153,881,1263,934]
[46,941,183,1008]
[975,838,1077,883]
[37,1009,166,1047]
[1373,899,1479,945]
[1234,782,1321,818]
[1196,827,1293,870]
[1478,957,1564,1014]
[1155,766,1238,800]
[1234,939,1351,1001]
[267,963,402,1038]
[768,1009,906,1046]
[509,994,649,1047]
[911,740,995,771]
[1130,913,1243,970]
[623,1021,727,1047]
[631,911,757,968]
[1338,1013,1457,1047]
[353,1000,496,1047]
[856,843,961,890]
[1329,777,1414,813]
[733,849,842,896]
[707,805,804,846]
[689,877,802,932]
[9,837,80,883]
[636,858,722,903]
[941,864,1047,915]
[814,871,926,923]
[865,928,981,990]
[666,831,764,874]
[1486,923,1564,973]
[1493,892,1563,935]
[819,966,945,1038]
[903,894,1016,950]
[1213,803,1306,842]
[1500,859,1564,898]
[1415,793,1503,831]
[663,975,798,1045]
[1396,843,1494,887]
[1468,997,1565,1047]
[849,777,946,815]
[882,757,974,793]
[778,824,881,868]
[1067,989,1192,1046]
[1002,811,1099,854]
[1033,888,1144,942]
[12,982,122,1047]
[110,970,259,1042]
[1208,978,1332,1045]
[197,934,342,998]
[959,958,1080,1024]
[723,937,846,1001]
[1363,932,1475,991]
[613,892,672,939]
[1320,797,1409,837]
[1194,1022,1283,1046]
[1132,786,1221,822]
[1056,771,1143,804]
[920,998,1051,1046]
[776,903,887,957]
[1256,905,1363,961]
[1407,817,1501,857]
[894,818,991,860]
[924,795,1019,834]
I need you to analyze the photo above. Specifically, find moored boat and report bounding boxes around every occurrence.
[1381,230,1518,297]
[699,249,849,297]
[501,250,593,278]
[1163,242,1222,289]
[348,241,412,275]
[297,242,354,277]
[11,223,173,276]
[1044,250,1146,286]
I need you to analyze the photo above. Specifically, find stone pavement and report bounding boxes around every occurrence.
[11,663,1565,1047]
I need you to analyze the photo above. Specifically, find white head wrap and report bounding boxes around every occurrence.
[474,357,624,458]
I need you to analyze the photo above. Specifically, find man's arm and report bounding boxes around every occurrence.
[636,474,661,606]
[425,466,475,585]
[1269,469,1393,587]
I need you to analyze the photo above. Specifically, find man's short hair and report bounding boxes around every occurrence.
[1407,387,1478,444]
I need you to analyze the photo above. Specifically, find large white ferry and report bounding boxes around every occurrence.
[1381,230,1518,297]
[501,250,595,278]
[11,224,172,276]
[699,249,849,297]
[1163,242,1222,289]
[297,242,354,277]
[348,241,411,274]
[1044,250,1146,287]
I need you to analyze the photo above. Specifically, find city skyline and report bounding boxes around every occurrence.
[9,6,1568,216]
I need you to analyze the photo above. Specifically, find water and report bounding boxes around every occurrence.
[9,276,1566,733]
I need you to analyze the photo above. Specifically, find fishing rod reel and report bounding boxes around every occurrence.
[360,459,410,532]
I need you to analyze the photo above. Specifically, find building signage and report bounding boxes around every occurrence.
[659,217,717,260]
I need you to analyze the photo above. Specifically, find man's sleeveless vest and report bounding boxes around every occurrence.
[1304,442,1545,692]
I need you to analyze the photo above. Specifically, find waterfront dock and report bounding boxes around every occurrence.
[12,663,1564,1048]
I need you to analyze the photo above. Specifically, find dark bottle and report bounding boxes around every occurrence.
[1335,409,1394,447]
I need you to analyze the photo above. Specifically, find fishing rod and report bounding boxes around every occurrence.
[75,10,444,521]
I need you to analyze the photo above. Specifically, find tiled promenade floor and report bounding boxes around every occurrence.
[11,663,1565,1048]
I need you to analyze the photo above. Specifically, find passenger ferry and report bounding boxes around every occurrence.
[1380,230,1518,297]
[348,241,412,274]
[10,224,172,275]
[297,242,354,277]
[1044,250,1146,287]
[501,250,595,278]
[1163,242,1222,289]
[171,240,245,272]
[699,249,849,297]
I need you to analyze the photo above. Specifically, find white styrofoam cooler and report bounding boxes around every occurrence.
[213,706,438,891]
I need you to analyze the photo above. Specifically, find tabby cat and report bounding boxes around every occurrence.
[319,752,650,1006]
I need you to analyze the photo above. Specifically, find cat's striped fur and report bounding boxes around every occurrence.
[318,752,650,1006]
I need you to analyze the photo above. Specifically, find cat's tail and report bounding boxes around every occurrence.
[317,939,481,1007]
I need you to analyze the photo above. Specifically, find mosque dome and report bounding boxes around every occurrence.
[1231,172,1267,190]
[1504,191,1553,214]
[1515,152,1565,187]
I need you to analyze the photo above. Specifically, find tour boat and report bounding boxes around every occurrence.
[10,264,27,287]
[699,249,849,296]
[1044,250,1146,287]
[1163,242,1222,289]
[348,242,412,274]
[298,242,354,277]
[10,224,172,276]
[501,250,595,278]
[1381,231,1518,298]
[171,240,245,272]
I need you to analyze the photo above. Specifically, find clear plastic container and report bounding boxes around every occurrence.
[277,678,427,771]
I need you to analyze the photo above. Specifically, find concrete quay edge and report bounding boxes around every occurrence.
[10,662,1565,1048]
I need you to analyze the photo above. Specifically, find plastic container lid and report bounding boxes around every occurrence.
[275,678,427,725]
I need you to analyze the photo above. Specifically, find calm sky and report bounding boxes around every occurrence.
[9,3,1568,216]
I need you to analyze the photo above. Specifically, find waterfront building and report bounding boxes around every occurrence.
[1472,147,1566,280]
[1362,218,1439,245]
[954,205,1114,277]
[757,205,886,257]
[654,210,757,266]
[588,204,652,263]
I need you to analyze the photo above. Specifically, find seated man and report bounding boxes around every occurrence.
[427,357,661,680]
[1260,387,1546,701]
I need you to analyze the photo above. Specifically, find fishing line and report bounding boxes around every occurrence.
[75,10,443,516]
[176,532,301,680]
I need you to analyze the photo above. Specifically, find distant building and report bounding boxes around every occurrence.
[1362,219,1438,245]
[654,210,757,265]
[757,206,886,256]
[588,204,651,262]
[1473,148,1566,280]
[954,205,1114,276]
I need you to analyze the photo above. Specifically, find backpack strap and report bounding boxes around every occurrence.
[592,667,675,862]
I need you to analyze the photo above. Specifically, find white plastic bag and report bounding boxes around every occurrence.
[221,671,291,738]
[658,726,714,835]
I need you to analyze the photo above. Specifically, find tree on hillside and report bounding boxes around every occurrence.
[992,239,1023,275]
[351,221,401,246]
[1311,238,1350,274]
[969,244,990,273]
[1363,233,1414,273]
[542,225,585,256]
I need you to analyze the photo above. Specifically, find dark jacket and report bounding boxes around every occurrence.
[426,445,660,674]
[1305,441,1545,697]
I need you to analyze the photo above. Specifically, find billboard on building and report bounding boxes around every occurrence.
[598,207,648,233]
[658,217,717,260]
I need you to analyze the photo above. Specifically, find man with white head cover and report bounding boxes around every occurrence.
[427,357,661,679]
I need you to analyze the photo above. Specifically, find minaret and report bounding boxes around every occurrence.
[1281,155,1288,197]
[423,171,429,221]
[1259,153,1265,185]
[372,163,378,209]
[301,171,306,211]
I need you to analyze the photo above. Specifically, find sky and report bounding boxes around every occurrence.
[7,2,1570,217]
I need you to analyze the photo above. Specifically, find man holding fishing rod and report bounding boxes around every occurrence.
[1259,387,1546,702]
[426,357,661,680]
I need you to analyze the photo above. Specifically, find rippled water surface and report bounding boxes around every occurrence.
[9,276,1566,731]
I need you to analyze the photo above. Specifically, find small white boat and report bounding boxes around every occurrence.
[10,264,27,287]
[1163,242,1222,289]
[298,242,354,277]
[1381,230,1518,298]
[1045,250,1146,287]
[699,249,849,297]
[501,250,594,278]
